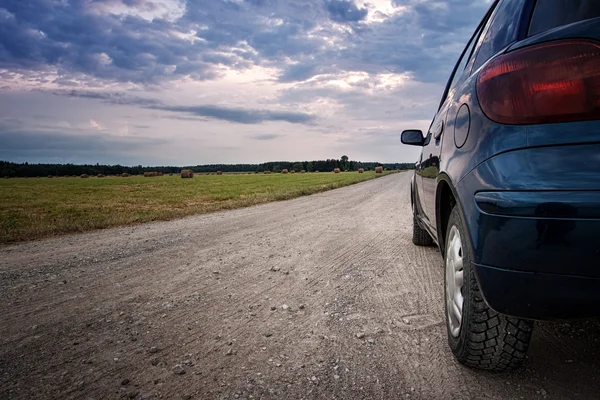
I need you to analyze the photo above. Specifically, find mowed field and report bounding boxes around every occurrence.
[0,171,397,243]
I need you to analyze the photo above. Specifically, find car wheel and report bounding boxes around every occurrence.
[412,211,434,246]
[444,205,533,371]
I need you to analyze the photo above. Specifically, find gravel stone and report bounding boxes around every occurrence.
[172,365,186,375]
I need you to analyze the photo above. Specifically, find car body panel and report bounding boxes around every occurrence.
[458,144,600,278]
[473,263,600,319]
[408,0,600,320]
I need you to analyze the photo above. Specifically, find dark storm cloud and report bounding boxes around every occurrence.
[251,133,279,140]
[325,0,368,22]
[51,90,162,107]
[0,0,217,83]
[49,89,315,125]
[0,0,490,87]
[153,105,314,124]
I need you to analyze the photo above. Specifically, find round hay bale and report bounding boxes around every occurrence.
[47,175,53,178]
[80,174,89,178]
[3,176,9,179]
[121,173,130,177]
[264,170,270,174]
[333,168,341,174]
[290,170,295,174]
[358,168,365,173]
[216,171,223,175]
[375,166,383,173]
[281,169,289,174]
[300,170,306,173]
[97,174,106,178]
[314,170,319,173]
[180,169,194,179]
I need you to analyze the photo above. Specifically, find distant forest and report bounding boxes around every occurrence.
[0,156,415,178]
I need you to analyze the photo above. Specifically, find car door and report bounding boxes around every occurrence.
[421,106,449,227]
[419,4,495,232]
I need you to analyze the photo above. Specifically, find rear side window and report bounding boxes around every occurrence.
[471,0,525,72]
[447,24,484,95]
[529,0,600,36]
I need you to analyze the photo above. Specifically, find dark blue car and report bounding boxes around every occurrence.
[401,0,600,371]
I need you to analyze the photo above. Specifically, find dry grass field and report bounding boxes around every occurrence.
[0,171,398,243]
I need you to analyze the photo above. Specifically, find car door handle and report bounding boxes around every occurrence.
[432,122,444,140]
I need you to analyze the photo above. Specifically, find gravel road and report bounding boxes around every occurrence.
[1,172,599,399]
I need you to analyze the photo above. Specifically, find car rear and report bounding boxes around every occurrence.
[457,1,600,320]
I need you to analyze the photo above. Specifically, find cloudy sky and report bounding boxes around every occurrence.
[0,0,491,166]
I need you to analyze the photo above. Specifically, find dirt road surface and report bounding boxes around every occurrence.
[1,172,599,400]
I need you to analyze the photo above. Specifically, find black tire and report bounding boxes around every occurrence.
[445,205,533,371]
[412,212,434,246]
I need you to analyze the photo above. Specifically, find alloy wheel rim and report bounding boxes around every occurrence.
[446,225,464,338]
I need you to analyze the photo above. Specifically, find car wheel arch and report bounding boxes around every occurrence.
[435,175,462,257]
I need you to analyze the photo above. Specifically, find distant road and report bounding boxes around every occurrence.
[1,172,599,399]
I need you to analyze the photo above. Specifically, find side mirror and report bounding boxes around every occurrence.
[401,130,424,146]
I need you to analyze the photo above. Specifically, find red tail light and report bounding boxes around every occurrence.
[476,40,600,125]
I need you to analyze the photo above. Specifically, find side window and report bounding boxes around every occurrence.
[472,0,525,72]
[439,4,495,106]
[529,0,600,36]
[447,26,482,94]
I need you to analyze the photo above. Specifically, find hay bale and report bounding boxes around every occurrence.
[216,171,223,175]
[290,170,295,174]
[358,168,365,173]
[333,168,341,174]
[281,169,289,174]
[300,170,306,173]
[81,174,89,178]
[180,169,194,179]
[3,176,9,179]
[97,174,106,178]
[264,170,270,174]
[375,166,383,173]
[169,173,173,176]
[314,170,319,173]
[48,175,53,178]
[121,173,130,177]
[144,171,160,177]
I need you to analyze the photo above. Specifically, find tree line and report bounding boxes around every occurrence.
[0,156,415,178]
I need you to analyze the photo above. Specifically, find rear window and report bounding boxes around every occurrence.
[529,0,600,36]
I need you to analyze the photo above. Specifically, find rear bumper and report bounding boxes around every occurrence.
[472,190,600,278]
[473,263,600,320]
[454,143,600,319]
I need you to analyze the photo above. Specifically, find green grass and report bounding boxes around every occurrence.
[0,171,399,243]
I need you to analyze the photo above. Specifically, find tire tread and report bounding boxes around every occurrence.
[446,205,533,371]
[412,213,434,246]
